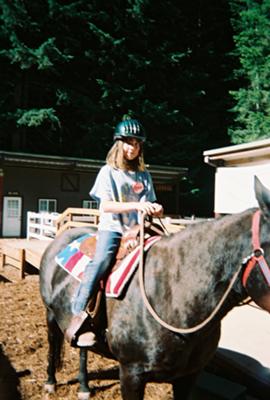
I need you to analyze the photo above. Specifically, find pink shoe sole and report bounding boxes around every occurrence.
[77,331,96,347]
[65,311,89,344]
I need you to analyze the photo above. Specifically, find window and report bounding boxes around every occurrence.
[38,199,57,213]
[82,200,98,209]
[7,199,20,218]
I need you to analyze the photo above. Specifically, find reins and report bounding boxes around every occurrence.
[138,212,243,334]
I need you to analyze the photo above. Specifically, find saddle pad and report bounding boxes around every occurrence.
[105,235,161,298]
[55,233,95,280]
[55,234,161,298]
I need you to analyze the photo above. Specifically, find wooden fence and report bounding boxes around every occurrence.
[26,208,100,240]
[27,212,58,240]
[27,209,200,239]
[2,209,204,279]
[56,208,100,236]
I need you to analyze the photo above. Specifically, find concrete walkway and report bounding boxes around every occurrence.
[215,304,270,397]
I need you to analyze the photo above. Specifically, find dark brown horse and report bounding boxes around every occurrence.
[39,176,270,400]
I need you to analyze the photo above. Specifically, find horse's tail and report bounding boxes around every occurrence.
[46,308,65,371]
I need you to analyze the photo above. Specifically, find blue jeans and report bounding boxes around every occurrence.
[72,230,122,315]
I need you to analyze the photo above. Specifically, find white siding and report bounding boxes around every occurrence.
[214,164,270,214]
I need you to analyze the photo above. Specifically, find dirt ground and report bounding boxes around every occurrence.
[0,264,263,400]
[0,266,173,400]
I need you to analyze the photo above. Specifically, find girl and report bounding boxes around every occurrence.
[66,117,163,346]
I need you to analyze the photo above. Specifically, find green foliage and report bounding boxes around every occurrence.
[1,37,73,70]
[0,0,235,215]
[16,108,60,128]
[229,0,270,143]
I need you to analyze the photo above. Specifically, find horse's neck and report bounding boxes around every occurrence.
[152,211,253,327]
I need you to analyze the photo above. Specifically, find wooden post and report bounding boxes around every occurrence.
[19,248,25,279]
[0,253,5,272]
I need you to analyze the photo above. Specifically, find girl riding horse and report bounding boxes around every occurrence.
[40,176,270,400]
[65,116,163,346]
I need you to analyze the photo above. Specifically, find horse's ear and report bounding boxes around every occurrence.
[254,176,270,218]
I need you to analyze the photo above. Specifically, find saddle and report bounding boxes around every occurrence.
[82,220,166,320]
[80,220,165,263]
[64,220,167,347]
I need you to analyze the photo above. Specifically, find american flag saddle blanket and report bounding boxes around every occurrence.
[55,233,161,298]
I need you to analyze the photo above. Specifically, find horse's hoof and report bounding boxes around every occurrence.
[78,391,90,400]
[44,383,55,394]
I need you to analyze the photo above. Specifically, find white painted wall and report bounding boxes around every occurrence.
[214,164,270,214]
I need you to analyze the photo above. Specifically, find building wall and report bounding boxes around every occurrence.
[1,164,181,237]
[155,183,180,215]
[214,164,270,214]
[204,139,270,216]
[2,166,98,236]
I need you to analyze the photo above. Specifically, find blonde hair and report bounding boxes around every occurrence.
[106,140,146,171]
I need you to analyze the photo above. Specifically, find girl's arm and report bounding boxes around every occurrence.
[100,200,163,217]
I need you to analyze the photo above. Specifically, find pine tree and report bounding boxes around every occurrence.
[229,0,270,144]
[0,1,97,154]
[0,0,234,215]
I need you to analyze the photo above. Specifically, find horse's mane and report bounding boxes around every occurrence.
[162,207,255,248]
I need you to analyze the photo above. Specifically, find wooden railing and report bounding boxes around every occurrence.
[56,207,100,236]
[27,209,206,240]
[27,209,100,239]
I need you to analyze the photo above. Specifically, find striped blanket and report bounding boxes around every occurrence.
[55,234,161,298]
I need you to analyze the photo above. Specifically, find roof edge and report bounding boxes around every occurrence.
[203,138,270,157]
[0,151,187,174]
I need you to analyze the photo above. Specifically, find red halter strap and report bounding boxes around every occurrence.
[251,209,261,250]
[242,210,270,288]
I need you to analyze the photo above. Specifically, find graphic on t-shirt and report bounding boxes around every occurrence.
[132,181,144,194]
[90,165,156,232]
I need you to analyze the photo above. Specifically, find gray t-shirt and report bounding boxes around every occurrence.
[90,164,156,233]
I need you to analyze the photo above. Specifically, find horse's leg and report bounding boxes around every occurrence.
[172,372,199,400]
[44,308,64,394]
[119,364,145,400]
[77,348,90,400]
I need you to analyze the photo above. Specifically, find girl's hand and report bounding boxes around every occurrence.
[136,202,163,217]
[151,202,164,217]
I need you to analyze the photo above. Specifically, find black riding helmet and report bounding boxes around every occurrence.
[114,118,146,142]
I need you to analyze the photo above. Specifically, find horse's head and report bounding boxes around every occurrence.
[242,176,270,312]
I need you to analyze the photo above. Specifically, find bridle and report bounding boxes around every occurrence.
[242,210,270,288]
[138,210,270,335]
